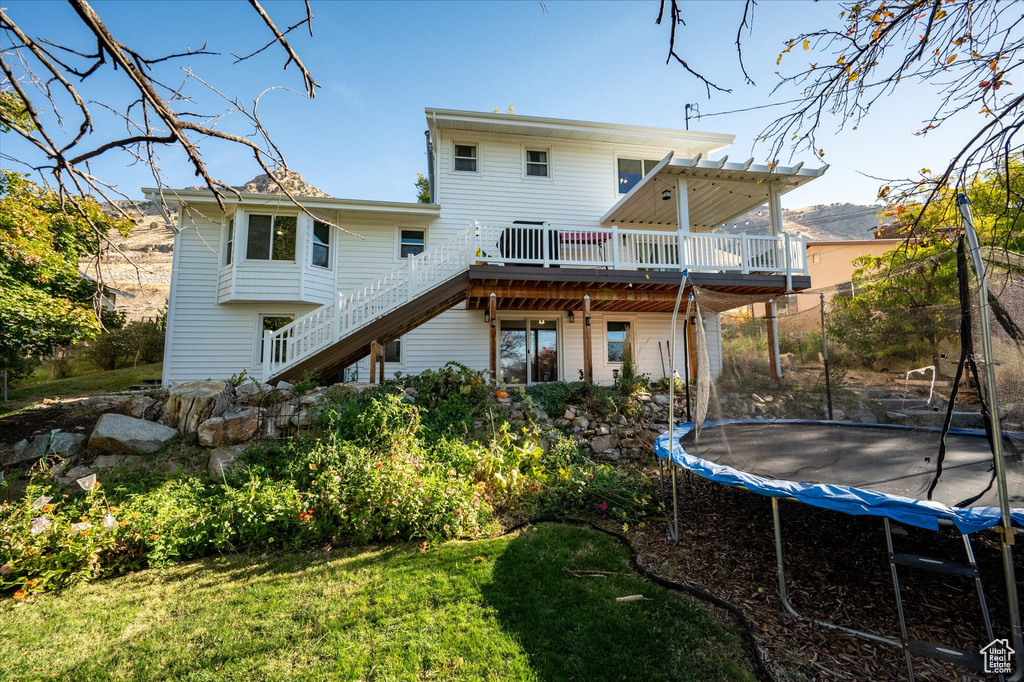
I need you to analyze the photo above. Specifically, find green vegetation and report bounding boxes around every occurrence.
[0,523,753,681]
[0,171,132,383]
[2,366,656,597]
[0,363,161,416]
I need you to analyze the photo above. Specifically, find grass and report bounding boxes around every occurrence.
[0,363,162,416]
[0,523,754,681]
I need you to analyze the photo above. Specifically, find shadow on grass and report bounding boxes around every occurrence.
[479,523,754,681]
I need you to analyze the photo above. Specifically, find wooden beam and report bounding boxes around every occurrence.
[583,294,593,383]
[468,284,682,303]
[378,341,385,383]
[368,340,378,384]
[489,293,497,383]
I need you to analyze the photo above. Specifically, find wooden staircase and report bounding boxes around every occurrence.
[264,229,474,383]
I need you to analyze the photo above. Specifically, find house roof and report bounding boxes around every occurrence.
[600,154,827,229]
[78,270,135,299]
[807,239,902,247]
[425,108,734,151]
[141,188,441,219]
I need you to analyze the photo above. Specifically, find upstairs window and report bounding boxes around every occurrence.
[454,144,478,172]
[225,218,234,266]
[399,229,425,258]
[246,214,297,261]
[617,158,661,194]
[312,220,331,268]
[607,321,631,362]
[525,149,548,177]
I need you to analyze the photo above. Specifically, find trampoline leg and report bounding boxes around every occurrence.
[884,518,916,682]
[770,498,902,648]
[670,464,680,544]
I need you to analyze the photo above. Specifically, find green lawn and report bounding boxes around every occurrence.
[0,524,754,681]
[0,363,162,416]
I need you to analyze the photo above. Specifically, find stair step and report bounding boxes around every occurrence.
[893,553,976,577]
[908,639,985,671]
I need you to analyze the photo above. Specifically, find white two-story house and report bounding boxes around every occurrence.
[147,108,823,387]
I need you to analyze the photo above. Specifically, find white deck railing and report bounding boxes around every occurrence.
[474,221,808,275]
[263,221,808,380]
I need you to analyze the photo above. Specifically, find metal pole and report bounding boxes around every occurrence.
[958,192,1022,681]
[683,294,693,423]
[667,269,689,543]
[820,293,834,420]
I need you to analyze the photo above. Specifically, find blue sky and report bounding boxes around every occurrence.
[2,0,977,209]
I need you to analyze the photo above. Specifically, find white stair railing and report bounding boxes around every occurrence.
[264,229,474,380]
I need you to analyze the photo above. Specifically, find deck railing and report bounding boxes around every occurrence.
[263,221,808,380]
[473,221,808,275]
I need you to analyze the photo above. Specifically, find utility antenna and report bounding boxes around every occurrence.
[684,103,700,130]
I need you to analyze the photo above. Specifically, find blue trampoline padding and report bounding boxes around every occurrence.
[655,419,1024,534]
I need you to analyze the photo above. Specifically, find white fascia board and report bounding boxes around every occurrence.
[141,188,441,217]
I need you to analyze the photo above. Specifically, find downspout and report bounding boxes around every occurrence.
[424,130,436,203]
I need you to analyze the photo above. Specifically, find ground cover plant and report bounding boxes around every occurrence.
[1,365,656,599]
[0,523,755,681]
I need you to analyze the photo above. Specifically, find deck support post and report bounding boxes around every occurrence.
[489,293,497,383]
[378,342,385,384]
[767,299,782,382]
[369,340,378,384]
[583,294,593,383]
[676,177,690,269]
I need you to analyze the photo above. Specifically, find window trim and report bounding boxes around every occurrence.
[604,318,636,365]
[311,219,332,270]
[254,312,296,366]
[223,215,235,267]
[395,225,427,260]
[613,154,663,196]
[451,140,480,174]
[495,314,563,385]
[522,145,552,180]
[242,212,299,263]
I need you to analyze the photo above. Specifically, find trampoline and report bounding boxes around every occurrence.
[655,419,1024,534]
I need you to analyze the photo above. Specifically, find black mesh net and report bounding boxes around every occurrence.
[680,236,1024,513]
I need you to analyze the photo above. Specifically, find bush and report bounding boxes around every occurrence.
[85,319,165,371]
[526,381,620,419]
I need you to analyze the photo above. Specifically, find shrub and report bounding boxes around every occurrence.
[526,381,619,419]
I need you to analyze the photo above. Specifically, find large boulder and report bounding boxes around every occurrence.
[197,407,260,447]
[162,380,235,434]
[590,434,619,454]
[0,430,87,467]
[88,413,179,454]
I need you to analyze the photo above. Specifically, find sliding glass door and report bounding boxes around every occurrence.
[499,318,559,384]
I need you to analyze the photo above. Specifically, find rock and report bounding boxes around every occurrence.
[235,380,273,405]
[197,406,260,447]
[162,380,235,434]
[851,409,878,424]
[615,414,628,426]
[562,408,576,420]
[58,465,94,487]
[122,395,158,420]
[590,434,619,453]
[653,394,670,406]
[595,424,610,436]
[0,430,87,467]
[208,444,247,481]
[636,393,652,402]
[833,409,846,421]
[276,380,294,390]
[854,388,889,399]
[597,447,621,462]
[93,454,145,471]
[572,416,589,430]
[275,403,298,430]
[89,413,179,454]
[553,418,570,428]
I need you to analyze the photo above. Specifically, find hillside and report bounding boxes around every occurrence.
[722,203,885,241]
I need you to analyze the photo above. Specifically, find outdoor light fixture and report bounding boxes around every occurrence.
[662,189,671,201]
[612,368,620,381]
[568,310,575,323]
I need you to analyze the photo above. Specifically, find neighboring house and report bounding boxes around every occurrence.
[78,270,136,312]
[146,109,822,387]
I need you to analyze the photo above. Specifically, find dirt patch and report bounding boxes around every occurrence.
[0,405,109,443]
[633,468,1022,682]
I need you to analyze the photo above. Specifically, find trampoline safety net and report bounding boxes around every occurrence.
[658,235,1024,534]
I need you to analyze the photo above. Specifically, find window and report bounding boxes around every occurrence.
[399,228,425,258]
[312,220,331,268]
[246,214,297,261]
[525,149,548,177]
[607,321,631,362]
[384,338,401,364]
[258,314,293,364]
[617,158,661,194]
[454,144,477,172]
[810,251,821,264]
[225,218,234,266]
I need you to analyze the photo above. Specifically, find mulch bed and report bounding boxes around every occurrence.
[631,468,1022,682]
[0,405,106,444]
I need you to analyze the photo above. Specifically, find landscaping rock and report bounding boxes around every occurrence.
[123,395,158,420]
[88,413,179,454]
[197,407,260,447]
[597,447,622,462]
[590,434,619,453]
[653,394,670,406]
[235,380,273,405]
[58,465,94,487]
[276,380,294,390]
[851,409,878,424]
[0,430,87,467]
[93,454,146,471]
[162,380,235,434]
[208,444,247,481]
